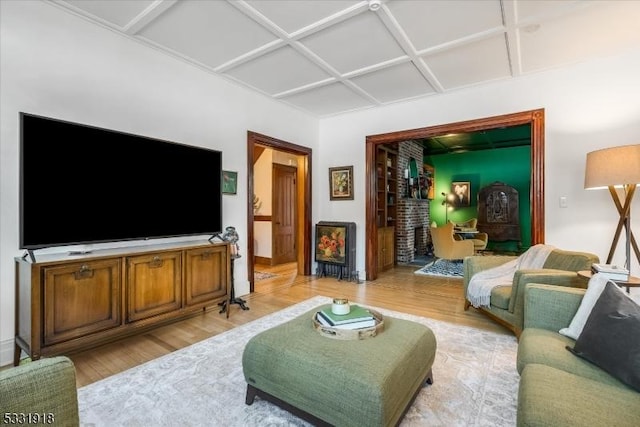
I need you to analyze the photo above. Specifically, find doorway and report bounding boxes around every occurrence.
[365,109,545,281]
[247,131,312,293]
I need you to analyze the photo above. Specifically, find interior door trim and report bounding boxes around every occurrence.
[247,131,312,292]
[365,109,545,281]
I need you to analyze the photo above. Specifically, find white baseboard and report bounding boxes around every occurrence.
[0,337,14,367]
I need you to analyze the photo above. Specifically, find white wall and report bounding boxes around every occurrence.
[0,1,318,366]
[3,1,640,368]
[316,48,640,280]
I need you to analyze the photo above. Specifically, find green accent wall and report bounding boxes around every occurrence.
[425,145,531,251]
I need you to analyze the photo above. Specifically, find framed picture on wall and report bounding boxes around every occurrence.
[451,181,471,206]
[329,165,354,201]
[222,170,238,195]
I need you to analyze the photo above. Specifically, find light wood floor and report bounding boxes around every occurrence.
[67,263,510,387]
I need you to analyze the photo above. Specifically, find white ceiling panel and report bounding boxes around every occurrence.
[350,62,435,103]
[515,0,582,22]
[519,1,640,73]
[50,0,640,117]
[387,0,504,51]
[137,0,277,68]
[224,46,331,95]
[423,36,511,89]
[299,11,405,74]
[63,0,154,28]
[281,82,373,116]
[246,0,360,34]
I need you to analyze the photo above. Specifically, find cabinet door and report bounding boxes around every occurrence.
[377,227,396,271]
[377,228,385,271]
[43,259,121,345]
[127,251,182,322]
[382,228,395,269]
[185,246,228,306]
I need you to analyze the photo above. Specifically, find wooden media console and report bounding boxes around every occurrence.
[14,240,231,366]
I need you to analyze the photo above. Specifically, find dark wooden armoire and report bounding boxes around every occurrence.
[477,182,521,247]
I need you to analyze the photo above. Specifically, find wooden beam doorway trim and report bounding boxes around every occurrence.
[247,131,312,292]
[365,109,545,281]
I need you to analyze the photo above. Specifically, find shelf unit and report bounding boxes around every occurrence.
[376,146,398,227]
[376,146,397,271]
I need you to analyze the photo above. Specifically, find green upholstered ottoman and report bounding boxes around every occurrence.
[242,305,437,427]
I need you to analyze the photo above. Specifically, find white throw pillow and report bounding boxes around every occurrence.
[559,274,611,340]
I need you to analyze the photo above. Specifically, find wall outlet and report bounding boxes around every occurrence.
[559,196,568,208]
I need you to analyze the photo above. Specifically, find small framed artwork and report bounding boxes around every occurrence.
[329,165,354,201]
[451,181,471,207]
[222,170,238,195]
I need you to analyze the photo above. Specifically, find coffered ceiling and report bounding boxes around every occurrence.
[417,123,531,155]
[52,0,640,117]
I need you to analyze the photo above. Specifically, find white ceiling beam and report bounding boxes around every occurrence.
[123,0,179,35]
[501,0,521,76]
[374,3,444,93]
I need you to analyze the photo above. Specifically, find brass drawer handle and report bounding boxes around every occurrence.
[149,256,164,268]
[74,264,94,280]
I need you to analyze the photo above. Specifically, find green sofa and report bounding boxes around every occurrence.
[0,356,79,426]
[517,284,640,426]
[463,249,599,335]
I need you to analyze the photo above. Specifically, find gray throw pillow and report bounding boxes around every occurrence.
[566,282,640,392]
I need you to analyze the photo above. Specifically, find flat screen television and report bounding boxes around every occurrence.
[20,112,223,250]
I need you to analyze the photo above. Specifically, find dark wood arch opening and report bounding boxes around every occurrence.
[365,109,545,281]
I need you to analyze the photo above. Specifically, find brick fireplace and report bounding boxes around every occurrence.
[396,142,431,264]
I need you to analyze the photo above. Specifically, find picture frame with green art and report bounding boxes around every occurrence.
[222,170,238,195]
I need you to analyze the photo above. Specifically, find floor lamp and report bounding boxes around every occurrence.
[585,144,640,269]
[441,192,453,224]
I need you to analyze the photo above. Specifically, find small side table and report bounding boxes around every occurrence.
[218,254,249,316]
[577,270,640,293]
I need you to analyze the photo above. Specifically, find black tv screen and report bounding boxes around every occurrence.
[20,113,223,249]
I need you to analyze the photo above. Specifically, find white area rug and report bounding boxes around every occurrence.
[254,271,277,281]
[414,259,464,278]
[78,296,519,426]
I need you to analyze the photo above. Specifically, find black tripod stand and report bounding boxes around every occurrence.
[218,254,249,315]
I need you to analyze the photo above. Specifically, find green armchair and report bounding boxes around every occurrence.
[462,249,599,336]
[0,357,79,426]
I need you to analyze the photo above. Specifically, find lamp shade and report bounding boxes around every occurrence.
[584,144,640,189]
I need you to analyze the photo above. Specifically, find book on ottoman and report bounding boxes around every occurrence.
[316,305,375,329]
[316,312,376,329]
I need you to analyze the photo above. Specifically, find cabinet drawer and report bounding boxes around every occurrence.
[126,251,182,322]
[43,259,121,345]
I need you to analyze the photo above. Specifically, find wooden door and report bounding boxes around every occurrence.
[272,164,297,264]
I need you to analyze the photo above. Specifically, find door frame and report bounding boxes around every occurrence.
[247,131,312,292]
[365,109,545,281]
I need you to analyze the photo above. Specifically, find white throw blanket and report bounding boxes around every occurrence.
[467,244,556,308]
